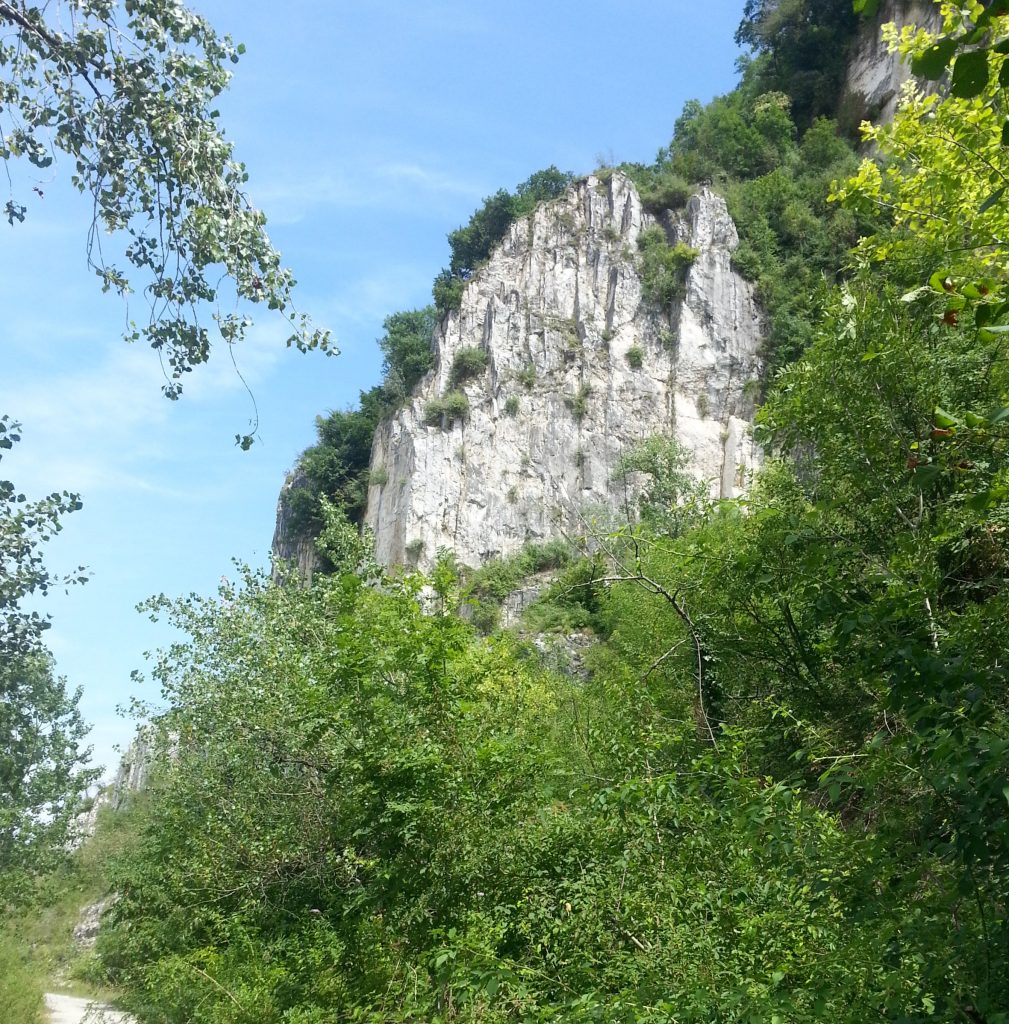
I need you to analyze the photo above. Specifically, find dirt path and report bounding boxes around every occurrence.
[44,993,134,1024]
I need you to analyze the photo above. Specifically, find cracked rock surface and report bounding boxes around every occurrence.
[366,172,763,569]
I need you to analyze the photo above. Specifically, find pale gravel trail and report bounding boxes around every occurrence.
[44,993,134,1024]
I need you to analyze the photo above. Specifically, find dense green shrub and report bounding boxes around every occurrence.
[447,346,488,388]
[97,529,1005,1021]
[0,932,41,1024]
[614,435,709,536]
[637,228,698,313]
[434,167,574,316]
[431,268,465,315]
[423,390,469,427]
[638,169,692,214]
[625,344,644,368]
[379,307,436,399]
[465,539,572,605]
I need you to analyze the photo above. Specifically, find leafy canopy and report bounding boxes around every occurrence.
[0,0,330,436]
[0,418,97,909]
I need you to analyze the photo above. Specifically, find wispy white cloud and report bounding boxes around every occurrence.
[0,315,287,498]
[254,158,484,225]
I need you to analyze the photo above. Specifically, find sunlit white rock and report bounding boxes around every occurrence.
[366,172,763,569]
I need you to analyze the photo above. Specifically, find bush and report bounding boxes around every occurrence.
[633,168,692,214]
[423,391,470,427]
[465,539,573,608]
[504,396,520,416]
[564,384,592,421]
[625,344,644,369]
[432,269,464,316]
[379,308,436,398]
[516,363,537,389]
[638,227,698,313]
[0,932,41,1024]
[521,555,607,634]
[448,346,488,388]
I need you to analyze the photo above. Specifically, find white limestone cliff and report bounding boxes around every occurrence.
[841,0,942,130]
[365,172,763,570]
[272,466,320,581]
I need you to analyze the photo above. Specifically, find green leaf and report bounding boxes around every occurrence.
[912,37,958,80]
[951,50,990,98]
[966,491,995,511]
[914,464,943,488]
[934,407,961,428]
[929,269,956,292]
[853,0,880,16]
[979,187,1006,213]
[1002,119,1009,146]
[980,1,1009,28]
[963,278,1000,298]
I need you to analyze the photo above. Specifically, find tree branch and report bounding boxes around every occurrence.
[0,1,102,98]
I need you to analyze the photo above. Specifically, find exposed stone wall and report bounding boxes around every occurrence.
[365,173,763,570]
[271,466,319,581]
[841,0,943,131]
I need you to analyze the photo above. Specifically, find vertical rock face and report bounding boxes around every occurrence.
[272,466,320,580]
[841,0,942,129]
[70,729,156,848]
[365,173,763,570]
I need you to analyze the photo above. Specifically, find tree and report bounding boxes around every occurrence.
[0,0,330,438]
[0,653,96,907]
[735,0,860,129]
[0,417,97,907]
[0,417,86,657]
[434,166,573,314]
[378,307,436,399]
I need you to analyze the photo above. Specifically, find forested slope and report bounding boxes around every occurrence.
[90,3,1009,1022]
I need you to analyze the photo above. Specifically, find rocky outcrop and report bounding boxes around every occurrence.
[73,896,117,948]
[365,173,763,570]
[271,467,319,580]
[841,0,942,130]
[70,729,157,848]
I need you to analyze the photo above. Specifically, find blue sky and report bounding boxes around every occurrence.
[0,1,745,776]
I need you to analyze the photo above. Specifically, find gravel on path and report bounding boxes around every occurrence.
[44,993,134,1024]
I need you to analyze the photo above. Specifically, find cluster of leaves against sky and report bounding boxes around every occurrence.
[0,0,331,447]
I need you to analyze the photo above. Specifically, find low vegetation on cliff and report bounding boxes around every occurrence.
[282,1,870,547]
[3,2,1001,1022]
[78,4,1009,1021]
